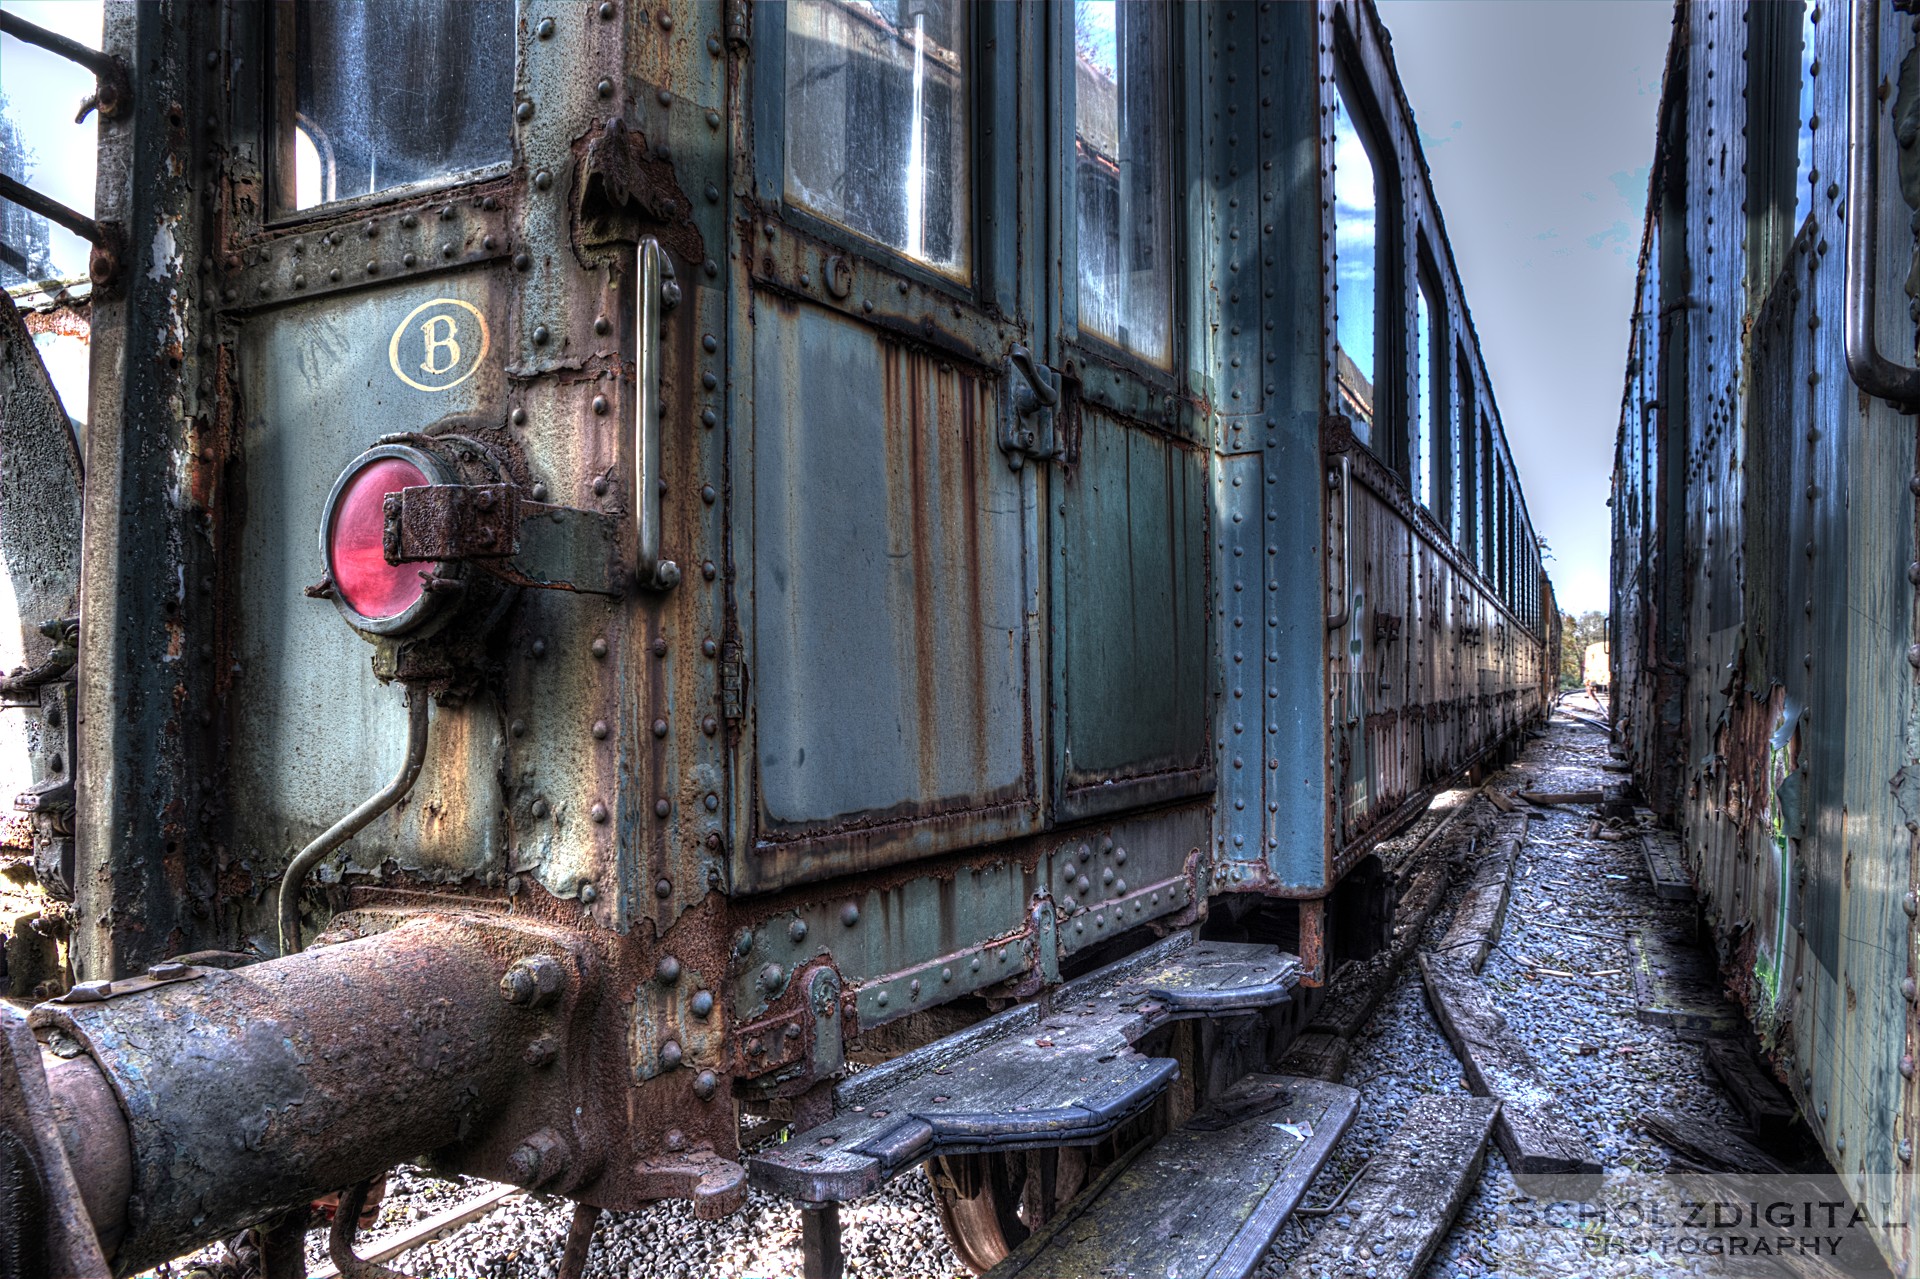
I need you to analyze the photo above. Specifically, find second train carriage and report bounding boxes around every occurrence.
[0,1,1552,1274]
[1613,0,1920,1270]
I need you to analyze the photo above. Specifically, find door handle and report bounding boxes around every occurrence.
[635,237,682,590]
[1845,0,1920,409]
[1326,455,1352,631]
[999,344,1061,470]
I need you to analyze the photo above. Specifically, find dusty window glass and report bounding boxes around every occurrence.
[785,0,971,277]
[1074,0,1173,364]
[1332,74,1379,446]
[1454,347,1474,548]
[280,0,514,213]
[1415,278,1435,511]
[1794,0,1818,231]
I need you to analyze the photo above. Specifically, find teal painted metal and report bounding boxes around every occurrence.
[1612,1,1920,1266]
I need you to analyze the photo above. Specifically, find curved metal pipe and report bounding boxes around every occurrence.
[277,687,430,954]
[1845,0,1920,408]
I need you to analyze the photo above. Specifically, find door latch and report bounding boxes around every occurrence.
[999,344,1061,470]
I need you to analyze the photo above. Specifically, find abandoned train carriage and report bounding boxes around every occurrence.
[0,1,1553,1274]
[1612,0,1920,1268]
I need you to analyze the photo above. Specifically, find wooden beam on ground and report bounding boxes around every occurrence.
[1640,829,1693,901]
[1641,1109,1788,1174]
[1482,785,1515,814]
[1700,1040,1798,1134]
[1516,789,1604,807]
[1418,952,1599,1177]
[1281,1094,1501,1279]
[1626,930,1741,1038]
[1274,1030,1351,1082]
[1432,821,1527,974]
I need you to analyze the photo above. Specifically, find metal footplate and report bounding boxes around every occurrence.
[985,1075,1360,1279]
[750,934,1301,1203]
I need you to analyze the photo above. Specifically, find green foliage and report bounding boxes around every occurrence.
[1558,610,1608,689]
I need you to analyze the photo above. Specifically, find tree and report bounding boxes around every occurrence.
[1558,610,1608,689]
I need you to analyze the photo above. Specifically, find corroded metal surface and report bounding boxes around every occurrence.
[1611,0,1920,1265]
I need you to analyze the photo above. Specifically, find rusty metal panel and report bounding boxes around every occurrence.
[1054,408,1209,819]
[745,296,1038,885]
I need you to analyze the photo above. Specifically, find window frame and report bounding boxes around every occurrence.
[263,0,518,225]
[1415,251,1448,520]
[752,0,1015,308]
[1327,29,1404,470]
[1056,0,1193,425]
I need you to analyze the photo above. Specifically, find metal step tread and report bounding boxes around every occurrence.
[984,1074,1360,1279]
[750,935,1301,1203]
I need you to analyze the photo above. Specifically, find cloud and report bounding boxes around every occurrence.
[1586,219,1635,251]
[1609,165,1651,205]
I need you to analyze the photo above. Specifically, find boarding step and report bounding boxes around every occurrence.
[750,934,1300,1202]
[1640,827,1693,901]
[985,1075,1359,1279]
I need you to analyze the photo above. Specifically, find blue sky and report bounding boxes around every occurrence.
[1377,0,1673,614]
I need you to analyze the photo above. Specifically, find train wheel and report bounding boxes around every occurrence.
[929,1147,1092,1274]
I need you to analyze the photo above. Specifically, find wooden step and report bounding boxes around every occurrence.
[1640,829,1693,901]
[1627,929,1739,1038]
[751,935,1302,1203]
[1280,1094,1501,1279]
[984,1075,1360,1279]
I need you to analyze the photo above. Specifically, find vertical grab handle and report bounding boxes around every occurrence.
[1325,455,1352,631]
[1846,0,1920,409]
[635,238,682,590]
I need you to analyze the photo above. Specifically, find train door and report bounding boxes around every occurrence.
[1048,1,1209,823]
[736,3,1047,891]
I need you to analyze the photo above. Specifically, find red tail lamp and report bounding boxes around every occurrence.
[320,443,455,636]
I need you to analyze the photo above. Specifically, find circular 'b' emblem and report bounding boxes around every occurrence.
[388,298,489,392]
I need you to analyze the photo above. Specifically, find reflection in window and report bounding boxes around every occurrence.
[281,0,514,212]
[1794,0,1817,232]
[786,0,970,277]
[1415,276,1435,511]
[1074,1,1172,363]
[1455,346,1475,549]
[1333,75,1379,445]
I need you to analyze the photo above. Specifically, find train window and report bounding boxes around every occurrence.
[784,0,971,278]
[1415,270,1442,514]
[276,0,515,213]
[1073,0,1174,364]
[1793,0,1817,231]
[1478,416,1494,578]
[1455,347,1475,553]
[1332,70,1380,446]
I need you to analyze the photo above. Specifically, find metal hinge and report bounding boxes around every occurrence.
[383,483,625,596]
[721,639,745,722]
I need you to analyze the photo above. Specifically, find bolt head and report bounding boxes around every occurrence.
[531,797,550,819]
[657,954,682,984]
[760,962,784,990]
[660,1039,684,1069]
[148,961,189,980]
[841,903,860,927]
[789,919,809,944]
[524,1036,558,1068]
[691,989,714,1018]
[501,954,567,1007]
[655,877,673,899]
[592,720,609,740]
[693,1069,719,1100]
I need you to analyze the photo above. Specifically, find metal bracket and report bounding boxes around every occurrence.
[998,344,1061,470]
[383,483,624,596]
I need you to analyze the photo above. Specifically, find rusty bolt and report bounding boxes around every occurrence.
[694,1070,719,1100]
[705,830,722,850]
[1904,1139,1915,1165]
[760,962,784,990]
[665,1128,688,1152]
[148,961,189,980]
[507,1129,568,1187]
[514,251,532,270]
[785,1024,802,1041]
[654,798,670,818]
[661,1039,684,1069]
[532,325,551,346]
[841,903,860,927]
[656,877,674,899]
[524,1036,558,1068]
[652,719,669,737]
[534,169,553,191]
[531,798,550,818]
[592,720,609,740]
[593,476,610,496]
[747,1037,766,1057]
[657,955,682,984]
[702,717,718,736]
[658,11,672,28]
[507,874,523,896]
[703,639,718,657]
[592,636,609,659]
[691,990,714,1018]
[1905,1055,1916,1080]
[501,954,567,1007]
[590,802,608,824]
[599,1,615,18]
[530,481,549,501]
[593,395,608,415]
[789,919,808,944]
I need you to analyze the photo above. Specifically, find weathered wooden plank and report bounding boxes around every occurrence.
[1281,1094,1501,1279]
[1516,789,1605,807]
[1627,929,1740,1038]
[986,1075,1360,1279]
[1274,1030,1350,1083]
[1701,1040,1798,1133]
[1433,835,1521,973]
[1641,1109,1789,1174]
[1640,828,1694,901]
[1417,952,1599,1176]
